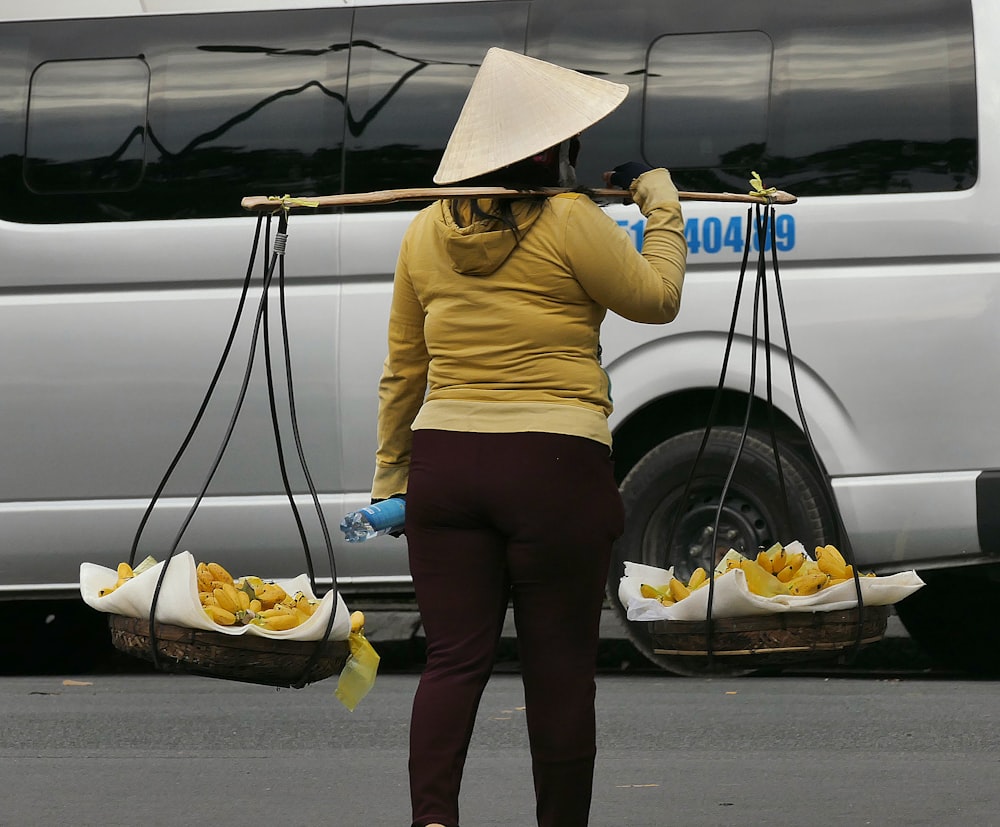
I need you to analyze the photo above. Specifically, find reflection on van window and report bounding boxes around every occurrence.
[643,32,771,171]
[25,58,149,194]
[644,8,976,196]
[346,2,529,196]
[0,9,350,223]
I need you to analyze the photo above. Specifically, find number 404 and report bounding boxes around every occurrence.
[619,214,796,254]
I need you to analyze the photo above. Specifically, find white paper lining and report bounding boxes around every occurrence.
[80,550,350,641]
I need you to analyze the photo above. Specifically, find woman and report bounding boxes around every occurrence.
[371,47,687,827]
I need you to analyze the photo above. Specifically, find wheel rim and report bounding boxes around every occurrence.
[640,486,771,581]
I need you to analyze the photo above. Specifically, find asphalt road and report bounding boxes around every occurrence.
[2,670,998,827]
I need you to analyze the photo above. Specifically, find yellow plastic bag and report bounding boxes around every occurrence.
[335,631,380,711]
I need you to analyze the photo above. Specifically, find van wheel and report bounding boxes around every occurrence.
[608,427,836,676]
[893,564,1000,677]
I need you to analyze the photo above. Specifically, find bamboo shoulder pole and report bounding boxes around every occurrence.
[241,186,796,212]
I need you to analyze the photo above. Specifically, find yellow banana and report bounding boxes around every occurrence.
[203,605,237,626]
[116,562,134,580]
[775,552,806,583]
[687,567,708,590]
[737,559,788,597]
[236,588,251,612]
[206,562,234,585]
[292,593,316,615]
[816,545,848,579]
[668,577,691,602]
[254,582,287,608]
[766,543,787,573]
[255,612,299,631]
[755,550,774,573]
[213,584,240,613]
[350,610,366,634]
[196,562,214,592]
[788,571,829,595]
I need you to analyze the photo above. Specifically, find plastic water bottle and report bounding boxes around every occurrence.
[340,497,406,543]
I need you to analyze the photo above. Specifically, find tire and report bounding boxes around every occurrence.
[893,564,1000,677]
[608,427,837,675]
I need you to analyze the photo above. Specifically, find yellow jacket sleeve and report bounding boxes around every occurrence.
[565,168,686,323]
[372,229,429,500]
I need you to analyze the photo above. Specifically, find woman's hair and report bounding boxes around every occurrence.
[446,138,582,238]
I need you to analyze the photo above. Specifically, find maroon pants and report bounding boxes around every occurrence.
[404,430,625,827]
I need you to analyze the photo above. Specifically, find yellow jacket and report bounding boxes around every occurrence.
[372,168,687,499]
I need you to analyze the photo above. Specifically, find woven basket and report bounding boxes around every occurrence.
[651,606,889,667]
[109,614,350,688]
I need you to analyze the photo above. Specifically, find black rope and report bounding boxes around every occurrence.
[127,214,264,567]
[272,219,340,689]
[671,200,864,664]
[137,209,342,685]
[262,233,316,589]
[764,207,867,658]
[666,207,754,660]
[704,212,767,661]
[146,213,280,669]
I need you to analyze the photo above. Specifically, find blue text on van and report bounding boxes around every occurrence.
[618,214,796,255]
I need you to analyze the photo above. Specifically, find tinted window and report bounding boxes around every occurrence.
[642,7,976,195]
[346,1,530,199]
[25,58,149,194]
[0,9,350,223]
[643,32,772,172]
[530,0,976,197]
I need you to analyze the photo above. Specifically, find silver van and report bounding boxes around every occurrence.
[1,0,996,675]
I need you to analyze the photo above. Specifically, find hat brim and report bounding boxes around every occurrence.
[433,48,629,185]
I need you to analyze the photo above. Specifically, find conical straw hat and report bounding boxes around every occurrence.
[433,47,629,185]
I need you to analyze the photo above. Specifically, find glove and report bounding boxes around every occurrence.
[608,161,654,190]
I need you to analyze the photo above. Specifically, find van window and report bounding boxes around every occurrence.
[0,9,351,223]
[643,32,772,173]
[345,1,530,199]
[642,2,977,196]
[25,58,149,195]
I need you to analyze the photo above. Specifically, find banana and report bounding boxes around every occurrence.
[788,571,829,595]
[213,584,240,613]
[196,562,214,592]
[350,610,366,634]
[775,552,806,583]
[765,543,787,573]
[255,612,299,631]
[755,550,773,573]
[203,605,237,626]
[668,577,691,602]
[206,562,234,585]
[816,545,848,579]
[292,593,316,615]
[737,559,788,597]
[99,561,136,596]
[254,582,287,608]
[687,567,708,590]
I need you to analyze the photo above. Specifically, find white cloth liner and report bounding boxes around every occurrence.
[80,550,350,641]
[618,555,925,622]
